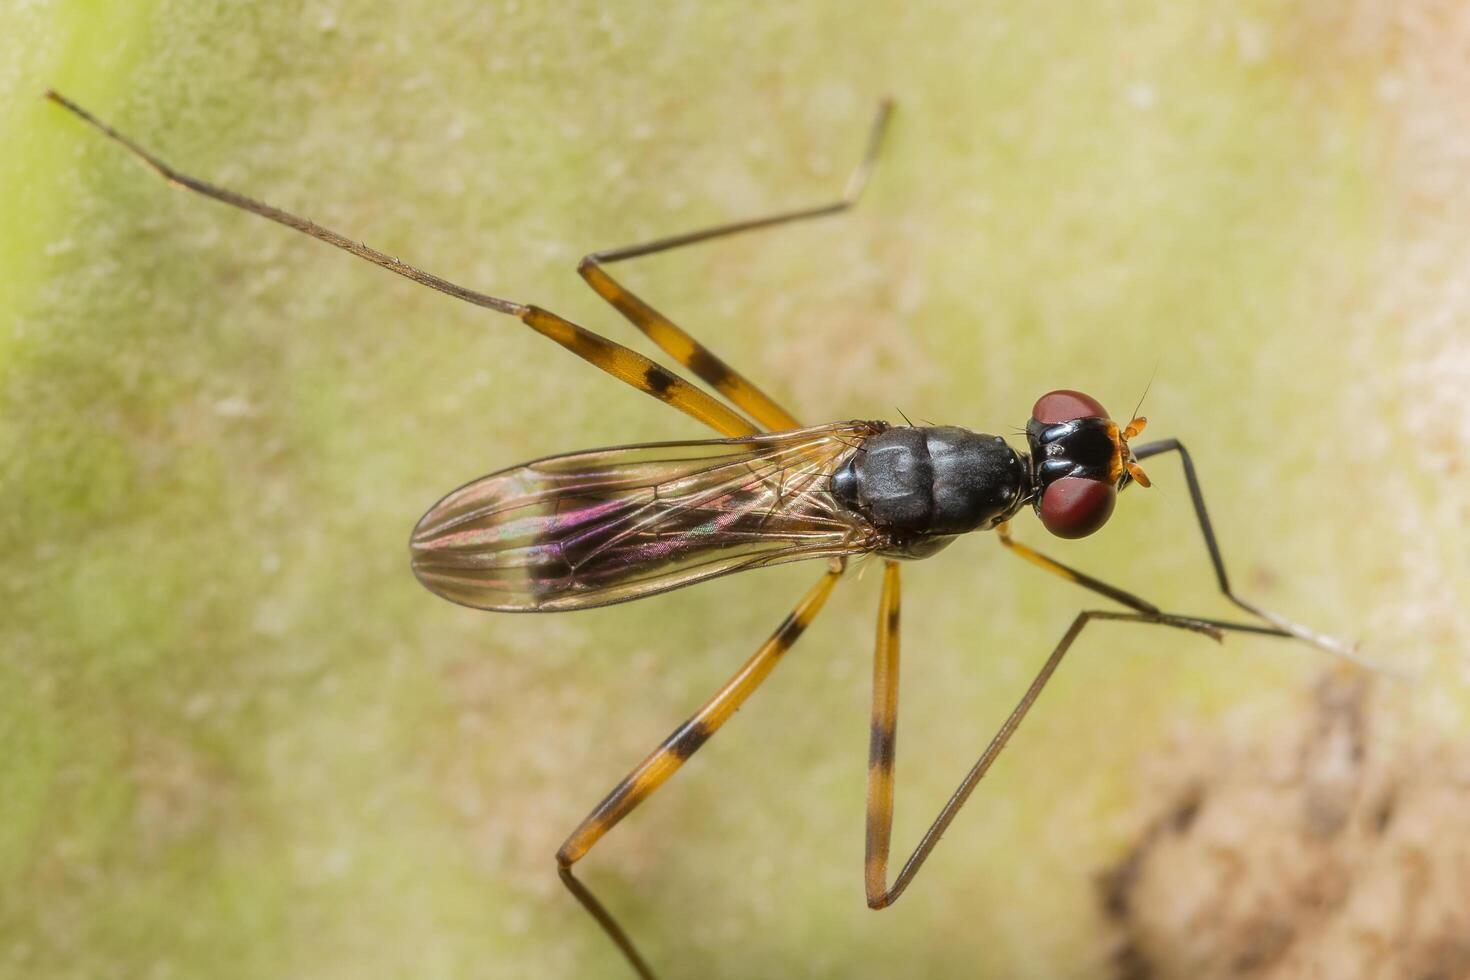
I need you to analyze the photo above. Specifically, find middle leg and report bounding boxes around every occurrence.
[862,561,1303,909]
[577,100,895,432]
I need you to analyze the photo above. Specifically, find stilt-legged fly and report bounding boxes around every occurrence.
[47,91,1367,979]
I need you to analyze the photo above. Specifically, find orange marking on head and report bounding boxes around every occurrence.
[1104,420,1127,484]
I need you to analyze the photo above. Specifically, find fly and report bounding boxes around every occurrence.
[47,90,1369,980]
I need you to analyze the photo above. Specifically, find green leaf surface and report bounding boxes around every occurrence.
[3,3,1465,978]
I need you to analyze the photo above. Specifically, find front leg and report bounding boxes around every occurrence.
[994,523,1285,639]
[1131,439,1367,664]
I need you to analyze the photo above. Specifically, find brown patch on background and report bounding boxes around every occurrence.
[1099,671,1470,979]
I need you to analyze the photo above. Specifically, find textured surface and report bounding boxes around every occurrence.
[3,2,1467,978]
[1104,671,1470,979]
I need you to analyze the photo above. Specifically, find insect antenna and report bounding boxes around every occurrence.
[1128,361,1159,428]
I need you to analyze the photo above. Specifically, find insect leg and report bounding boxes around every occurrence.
[864,561,903,903]
[864,605,1275,910]
[577,100,894,432]
[518,306,757,436]
[557,559,846,979]
[1131,439,1364,661]
[994,524,1286,639]
[43,91,758,439]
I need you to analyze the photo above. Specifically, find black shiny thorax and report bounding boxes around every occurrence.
[832,425,1029,557]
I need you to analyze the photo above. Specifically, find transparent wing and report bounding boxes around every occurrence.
[410,421,883,611]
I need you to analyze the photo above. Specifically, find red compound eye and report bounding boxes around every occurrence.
[1032,389,1109,424]
[1038,476,1116,539]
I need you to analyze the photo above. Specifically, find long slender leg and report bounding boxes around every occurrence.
[1131,438,1367,663]
[864,605,1275,910]
[578,100,894,432]
[44,90,758,439]
[865,561,903,901]
[558,559,845,979]
[994,523,1286,639]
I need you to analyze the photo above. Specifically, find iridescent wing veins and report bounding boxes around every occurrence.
[410,421,884,611]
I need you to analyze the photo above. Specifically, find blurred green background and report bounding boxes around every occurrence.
[3,2,1467,978]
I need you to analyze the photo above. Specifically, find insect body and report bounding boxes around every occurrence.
[48,91,1365,980]
[410,399,1142,615]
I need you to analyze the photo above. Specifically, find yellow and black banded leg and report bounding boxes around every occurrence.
[860,600,1295,910]
[558,559,846,979]
[518,305,756,437]
[43,90,759,440]
[576,99,895,433]
[864,560,903,904]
